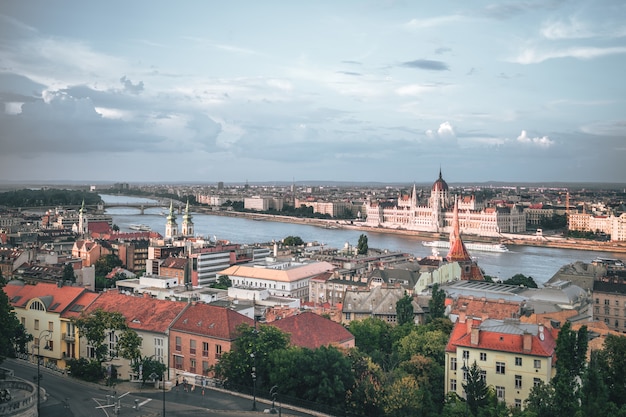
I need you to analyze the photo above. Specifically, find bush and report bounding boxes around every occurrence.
[66,358,104,382]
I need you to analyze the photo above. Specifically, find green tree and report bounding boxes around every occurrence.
[94,254,123,277]
[0,277,32,364]
[428,283,447,321]
[396,328,449,365]
[73,309,139,364]
[346,350,385,417]
[398,354,445,416]
[502,274,538,288]
[357,234,369,255]
[462,360,489,416]
[210,275,232,289]
[525,381,556,417]
[382,375,421,417]
[580,350,611,417]
[214,323,290,390]
[282,236,304,246]
[132,356,167,385]
[62,263,76,283]
[599,333,626,408]
[551,322,587,417]
[396,294,414,326]
[348,317,393,368]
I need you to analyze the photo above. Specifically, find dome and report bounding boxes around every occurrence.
[432,170,448,192]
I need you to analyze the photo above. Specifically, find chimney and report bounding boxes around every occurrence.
[466,316,474,334]
[470,326,480,346]
[523,331,532,352]
[459,311,467,324]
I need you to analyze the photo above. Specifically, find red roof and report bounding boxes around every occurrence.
[87,221,111,234]
[62,291,100,318]
[446,317,556,358]
[161,257,188,270]
[269,311,354,349]
[170,302,253,340]
[4,281,89,314]
[84,290,188,333]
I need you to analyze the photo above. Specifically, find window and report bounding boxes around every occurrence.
[345,312,351,320]
[21,317,26,326]
[30,300,45,311]
[534,359,541,369]
[515,375,522,389]
[515,399,522,408]
[47,340,54,351]
[480,370,486,382]
[463,350,469,360]
[480,352,487,361]
[202,342,209,357]
[605,299,610,305]
[595,298,599,304]
[48,321,53,331]
[515,357,522,366]
[34,319,40,330]
[496,386,505,400]
[190,358,196,373]
[175,336,182,352]
[450,379,457,392]
[190,339,196,355]
[215,344,222,359]
[496,362,505,375]
[174,355,183,370]
[533,378,542,387]
[202,361,209,375]
[450,357,457,371]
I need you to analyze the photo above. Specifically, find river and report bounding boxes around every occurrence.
[101,195,625,286]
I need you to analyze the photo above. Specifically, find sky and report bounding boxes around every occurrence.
[0,1,625,185]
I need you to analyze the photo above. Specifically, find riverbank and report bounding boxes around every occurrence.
[194,207,626,254]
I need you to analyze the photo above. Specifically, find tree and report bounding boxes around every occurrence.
[0,276,32,364]
[428,283,447,321]
[357,234,368,255]
[580,350,611,417]
[462,360,489,416]
[282,236,304,246]
[382,375,421,417]
[132,356,167,385]
[503,274,538,288]
[211,275,232,289]
[348,317,393,368]
[62,263,76,283]
[346,350,385,417]
[94,254,123,277]
[214,323,290,390]
[599,333,626,408]
[551,322,587,417]
[396,294,414,326]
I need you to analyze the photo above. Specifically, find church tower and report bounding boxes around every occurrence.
[78,199,87,236]
[447,196,484,281]
[165,200,178,239]
[181,200,194,237]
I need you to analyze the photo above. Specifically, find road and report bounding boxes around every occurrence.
[4,358,315,417]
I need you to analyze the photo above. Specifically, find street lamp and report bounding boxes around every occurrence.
[36,330,53,415]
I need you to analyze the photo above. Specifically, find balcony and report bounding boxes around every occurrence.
[62,333,76,342]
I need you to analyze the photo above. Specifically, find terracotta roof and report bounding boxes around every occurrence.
[62,291,100,318]
[220,261,335,283]
[3,281,88,314]
[161,257,188,270]
[450,296,522,321]
[170,302,253,340]
[84,290,188,333]
[87,221,111,234]
[446,317,556,358]
[269,311,354,349]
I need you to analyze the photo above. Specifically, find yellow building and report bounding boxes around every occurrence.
[444,314,557,409]
[3,281,98,370]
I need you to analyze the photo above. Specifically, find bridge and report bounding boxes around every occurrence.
[101,200,183,215]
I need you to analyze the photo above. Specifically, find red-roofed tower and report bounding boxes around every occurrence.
[446,196,484,281]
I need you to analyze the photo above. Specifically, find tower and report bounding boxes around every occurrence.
[78,200,87,236]
[447,196,484,281]
[165,200,178,239]
[181,200,194,237]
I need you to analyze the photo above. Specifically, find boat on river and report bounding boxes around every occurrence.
[129,224,151,231]
[423,240,509,253]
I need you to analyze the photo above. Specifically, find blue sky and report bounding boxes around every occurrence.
[1,0,625,184]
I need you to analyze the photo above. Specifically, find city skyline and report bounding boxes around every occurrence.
[1,1,625,184]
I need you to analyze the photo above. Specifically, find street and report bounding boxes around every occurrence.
[4,358,315,417]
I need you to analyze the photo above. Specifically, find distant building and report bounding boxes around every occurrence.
[592,270,626,332]
[269,311,355,349]
[341,286,426,325]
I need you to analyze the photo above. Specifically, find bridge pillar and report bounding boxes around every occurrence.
[140,204,145,215]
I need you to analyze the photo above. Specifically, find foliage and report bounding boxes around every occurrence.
[396,294,414,326]
[268,345,354,412]
[214,323,290,390]
[428,283,447,321]
[0,276,32,364]
[357,234,368,255]
[382,374,421,417]
[66,358,104,382]
[94,254,123,277]
[397,354,444,416]
[348,317,393,368]
[132,356,167,385]
[598,333,626,408]
[62,263,76,283]
[551,322,587,416]
[73,309,140,364]
[345,350,385,417]
[282,235,304,246]
[210,275,232,289]
[0,188,100,208]
[502,274,538,288]
[462,360,490,416]
[396,328,449,365]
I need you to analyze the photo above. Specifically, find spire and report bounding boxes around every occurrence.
[446,196,470,262]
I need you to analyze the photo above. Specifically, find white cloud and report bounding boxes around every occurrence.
[404,15,464,30]
[516,130,554,147]
[437,121,456,138]
[541,18,593,40]
[513,46,626,64]
[395,84,436,96]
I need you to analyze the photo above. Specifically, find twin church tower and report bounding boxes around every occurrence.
[165,200,194,239]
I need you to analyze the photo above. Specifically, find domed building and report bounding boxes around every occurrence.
[364,169,526,236]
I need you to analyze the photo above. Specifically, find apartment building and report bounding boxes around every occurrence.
[445,314,557,409]
[592,270,626,332]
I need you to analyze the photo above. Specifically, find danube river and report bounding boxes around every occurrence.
[102,195,625,286]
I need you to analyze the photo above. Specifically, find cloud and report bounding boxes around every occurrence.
[435,47,452,55]
[120,76,144,94]
[512,46,626,64]
[404,15,464,29]
[395,84,437,96]
[426,121,456,140]
[580,120,626,137]
[516,130,554,147]
[541,18,593,40]
[400,59,450,71]
[483,1,561,20]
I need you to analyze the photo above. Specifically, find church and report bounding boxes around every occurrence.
[364,170,526,236]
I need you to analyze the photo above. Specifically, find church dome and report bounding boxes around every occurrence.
[432,170,448,192]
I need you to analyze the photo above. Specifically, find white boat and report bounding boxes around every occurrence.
[129,224,151,231]
[422,240,509,253]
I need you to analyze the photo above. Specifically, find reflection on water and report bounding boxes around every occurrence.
[102,196,624,286]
